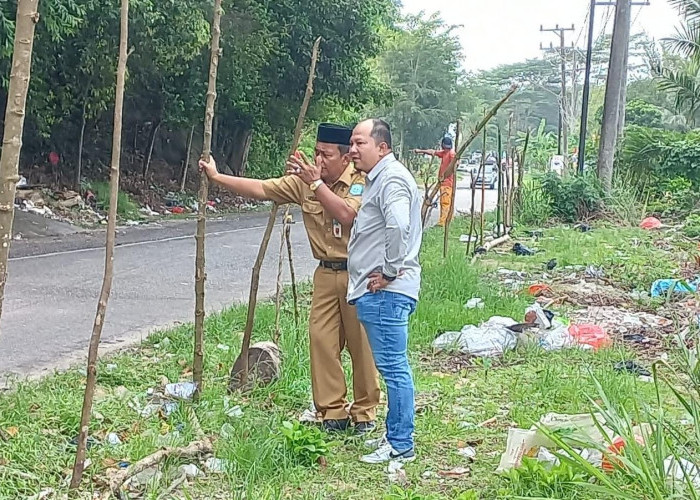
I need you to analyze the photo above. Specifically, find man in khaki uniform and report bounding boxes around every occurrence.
[199,123,380,434]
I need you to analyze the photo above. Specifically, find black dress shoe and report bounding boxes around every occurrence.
[322,419,351,432]
[354,421,377,436]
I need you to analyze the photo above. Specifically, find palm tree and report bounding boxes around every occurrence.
[659,0,700,126]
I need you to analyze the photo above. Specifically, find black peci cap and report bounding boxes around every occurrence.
[317,123,352,146]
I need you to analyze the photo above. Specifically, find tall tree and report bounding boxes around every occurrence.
[0,0,40,324]
[375,13,464,158]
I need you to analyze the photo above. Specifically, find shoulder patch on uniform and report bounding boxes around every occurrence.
[349,184,364,196]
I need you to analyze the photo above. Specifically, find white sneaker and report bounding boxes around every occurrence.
[360,443,416,464]
[364,433,388,450]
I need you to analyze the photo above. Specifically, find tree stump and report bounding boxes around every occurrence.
[228,341,281,393]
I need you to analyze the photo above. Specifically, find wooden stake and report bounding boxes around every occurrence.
[421,85,518,227]
[443,120,460,258]
[230,37,321,392]
[284,216,299,324]
[273,213,288,344]
[465,162,481,257]
[70,0,129,488]
[516,130,530,208]
[193,0,223,401]
[0,0,40,325]
[479,125,486,246]
[496,127,503,237]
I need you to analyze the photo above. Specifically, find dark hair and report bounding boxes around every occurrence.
[370,119,392,149]
[337,144,350,156]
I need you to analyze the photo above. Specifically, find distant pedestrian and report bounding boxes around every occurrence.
[413,136,456,226]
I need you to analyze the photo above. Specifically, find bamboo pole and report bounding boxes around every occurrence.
[180,124,195,192]
[479,125,487,246]
[516,130,530,208]
[443,120,460,258]
[284,216,300,324]
[465,161,482,257]
[192,0,223,401]
[421,85,518,227]
[496,126,503,237]
[70,0,129,488]
[230,37,321,392]
[0,0,40,325]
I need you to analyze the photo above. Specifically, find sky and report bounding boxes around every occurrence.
[400,0,683,71]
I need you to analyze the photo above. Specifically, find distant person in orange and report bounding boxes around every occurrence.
[413,136,456,226]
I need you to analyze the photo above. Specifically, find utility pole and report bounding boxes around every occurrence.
[597,0,631,193]
[541,24,575,162]
[579,0,649,176]
[578,0,597,175]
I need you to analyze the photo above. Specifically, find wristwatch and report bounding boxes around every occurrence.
[309,179,323,192]
[382,273,397,282]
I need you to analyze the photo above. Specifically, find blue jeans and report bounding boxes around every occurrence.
[354,291,416,452]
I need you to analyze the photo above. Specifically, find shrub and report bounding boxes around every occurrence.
[87,181,141,220]
[280,420,334,466]
[516,179,553,227]
[540,172,604,222]
[683,213,700,238]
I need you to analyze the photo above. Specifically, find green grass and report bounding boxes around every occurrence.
[0,218,694,499]
[89,181,141,220]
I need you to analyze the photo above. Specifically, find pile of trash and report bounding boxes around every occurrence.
[497,412,700,489]
[15,185,106,226]
[433,303,611,357]
[570,306,675,339]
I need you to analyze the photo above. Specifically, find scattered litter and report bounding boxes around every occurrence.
[106,432,122,446]
[537,447,560,467]
[526,230,544,238]
[460,234,478,243]
[614,361,651,377]
[498,413,612,471]
[224,397,244,418]
[125,220,140,227]
[665,457,700,488]
[114,386,129,398]
[160,337,172,348]
[575,223,592,233]
[438,467,470,478]
[513,243,536,256]
[546,259,558,271]
[140,205,160,217]
[178,463,203,479]
[300,402,321,423]
[106,364,118,373]
[422,470,437,479]
[651,279,698,298]
[602,430,647,471]
[165,382,198,401]
[131,466,163,487]
[527,284,551,297]
[69,436,98,450]
[570,306,673,337]
[457,446,477,461]
[387,460,407,484]
[204,457,230,474]
[17,176,27,187]
[568,324,611,351]
[217,344,230,351]
[433,316,518,357]
[464,298,485,309]
[640,217,662,230]
[525,303,553,329]
[585,265,606,279]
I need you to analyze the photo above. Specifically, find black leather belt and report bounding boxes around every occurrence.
[319,260,348,271]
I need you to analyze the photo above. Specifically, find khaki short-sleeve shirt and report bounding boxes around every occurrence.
[261,164,365,261]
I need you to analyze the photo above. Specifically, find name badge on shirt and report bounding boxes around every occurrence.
[333,219,342,238]
[349,184,364,196]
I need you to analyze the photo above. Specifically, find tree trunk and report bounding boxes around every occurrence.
[70,0,129,489]
[225,126,252,176]
[180,124,195,192]
[76,99,87,191]
[0,0,40,326]
[193,0,224,401]
[142,120,162,178]
[597,0,631,194]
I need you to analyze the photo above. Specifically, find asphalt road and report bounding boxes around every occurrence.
[1,187,497,380]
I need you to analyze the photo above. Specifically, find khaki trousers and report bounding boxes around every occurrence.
[438,185,454,227]
[309,266,380,422]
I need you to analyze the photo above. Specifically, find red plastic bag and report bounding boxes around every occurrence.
[640,217,662,230]
[171,206,185,214]
[568,324,611,351]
